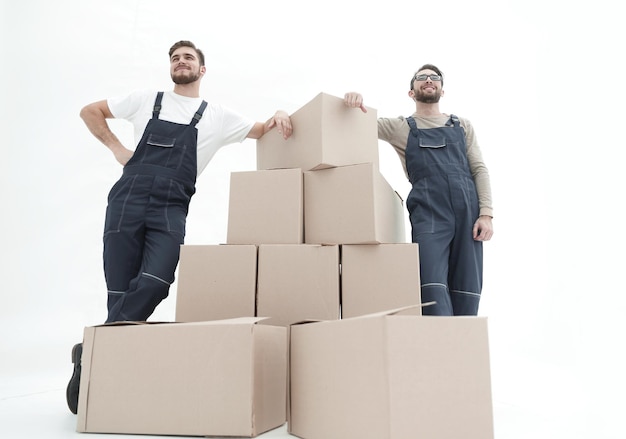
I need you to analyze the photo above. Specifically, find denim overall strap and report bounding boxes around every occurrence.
[152,91,164,119]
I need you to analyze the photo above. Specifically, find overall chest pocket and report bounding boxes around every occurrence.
[416,136,468,167]
[415,137,451,166]
[140,133,187,170]
[419,138,446,148]
[147,133,176,148]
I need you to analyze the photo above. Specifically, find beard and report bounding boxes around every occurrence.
[414,88,442,104]
[171,68,202,85]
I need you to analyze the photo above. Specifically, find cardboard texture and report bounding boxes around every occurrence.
[257,244,340,326]
[304,163,406,244]
[77,319,287,437]
[227,168,303,244]
[256,92,379,171]
[289,309,494,439]
[341,243,421,318]
[175,244,257,322]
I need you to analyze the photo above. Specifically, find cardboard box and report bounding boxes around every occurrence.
[256,92,379,171]
[175,244,257,322]
[289,308,494,439]
[77,318,287,437]
[227,168,303,244]
[257,244,340,326]
[341,243,421,318]
[304,163,406,244]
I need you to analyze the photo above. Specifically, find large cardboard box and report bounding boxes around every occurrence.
[227,168,303,244]
[257,244,340,326]
[256,92,379,171]
[289,308,494,439]
[341,243,421,318]
[77,318,287,437]
[304,163,406,244]
[175,244,257,322]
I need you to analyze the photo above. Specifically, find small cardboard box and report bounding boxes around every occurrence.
[227,168,303,244]
[257,244,340,326]
[304,163,406,244]
[256,92,379,171]
[289,308,494,439]
[341,243,421,318]
[175,244,257,322]
[77,318,287,437]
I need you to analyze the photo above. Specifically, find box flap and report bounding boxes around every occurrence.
[184,316,268,326]
[289,318,324,327]
[91,321,169,328]
[90,317,268,329]
[342,303,436,320]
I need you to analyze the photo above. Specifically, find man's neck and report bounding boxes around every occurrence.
[173,83,201,98]
[414,102,442,117]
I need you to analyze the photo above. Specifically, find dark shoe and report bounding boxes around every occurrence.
[66,343,82,414]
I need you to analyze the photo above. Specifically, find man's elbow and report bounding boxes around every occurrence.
[79,105,89,121]
[80,101,111,122]
[79,103,100,122]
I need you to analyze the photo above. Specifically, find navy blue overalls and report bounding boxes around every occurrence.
[103,92,207,323]
[405,115,482,316]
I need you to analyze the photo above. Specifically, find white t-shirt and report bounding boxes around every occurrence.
[108,90,255,175]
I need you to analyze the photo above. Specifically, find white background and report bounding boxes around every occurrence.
[1,0,625,438]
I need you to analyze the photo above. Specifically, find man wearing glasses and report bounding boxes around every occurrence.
[344,64,493,316]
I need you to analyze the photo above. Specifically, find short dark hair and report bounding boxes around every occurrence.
[410,64,444,89]
[168,40,205,66]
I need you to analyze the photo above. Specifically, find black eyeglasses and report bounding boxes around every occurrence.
[414,74,442,82]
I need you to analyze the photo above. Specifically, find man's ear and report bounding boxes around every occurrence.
[408,89,416,100]
[200,66,206,76]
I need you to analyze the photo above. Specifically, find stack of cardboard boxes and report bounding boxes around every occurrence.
[176,92,419,327]
[76,93,494,438]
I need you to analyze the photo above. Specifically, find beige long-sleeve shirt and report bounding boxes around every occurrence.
[377,113,493,218]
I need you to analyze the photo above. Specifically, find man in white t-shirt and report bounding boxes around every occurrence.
[66,40,292,414]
